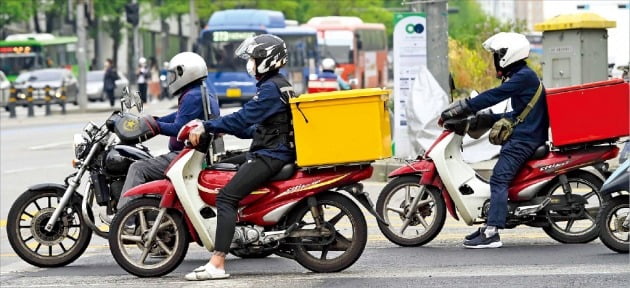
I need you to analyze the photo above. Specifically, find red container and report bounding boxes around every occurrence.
[546,79,630,147]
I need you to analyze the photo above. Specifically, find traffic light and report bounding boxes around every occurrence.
[125,3,139,26]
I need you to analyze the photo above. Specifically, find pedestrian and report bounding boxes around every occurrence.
[440,32,549,248]
[136,57,149,103]
[148,57,160,103]
[185,34,295,281]
[103,58,119,107]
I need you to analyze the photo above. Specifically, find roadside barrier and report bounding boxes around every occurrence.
[5,86,68,118]
[27,86,34,117]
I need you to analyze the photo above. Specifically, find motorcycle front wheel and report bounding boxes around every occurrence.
[286,193,367,273]
[109,198,189,277]
[598,195,629,253]
[6,189,92,267]
[376,175,446,247]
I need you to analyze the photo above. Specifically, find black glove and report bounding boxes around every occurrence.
[470,111,495,131]
[467,110,496,139]
[440,99,471,123]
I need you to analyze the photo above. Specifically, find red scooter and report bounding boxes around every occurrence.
[376,116,618,247]
[108,121,382,277]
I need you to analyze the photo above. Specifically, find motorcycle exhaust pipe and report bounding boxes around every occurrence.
[514,197,551,217]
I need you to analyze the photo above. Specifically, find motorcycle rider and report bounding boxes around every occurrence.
[110,52,219,215]
[186,34,296,280]
[307,58,351,93]
[440,32,549,248]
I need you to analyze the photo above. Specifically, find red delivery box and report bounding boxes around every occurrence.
[546,79,630,147]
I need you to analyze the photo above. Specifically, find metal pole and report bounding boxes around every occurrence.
[132,0,139,85]
[77,0,88,112]
[188,0,197,51]
[426,1,449,95]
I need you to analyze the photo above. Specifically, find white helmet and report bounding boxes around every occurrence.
[322,58,336,71]
[167,52,208,95]
[482,32,530,68]
[138,57,147,65]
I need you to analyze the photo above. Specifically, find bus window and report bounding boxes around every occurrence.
[202,31,256,72]
[320,30,354,64]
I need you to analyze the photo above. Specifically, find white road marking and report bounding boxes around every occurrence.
[28,141,73,151]
[2,164,68,174]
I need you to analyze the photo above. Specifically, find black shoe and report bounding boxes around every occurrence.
[465,226,485,241]
[463,231,503,249]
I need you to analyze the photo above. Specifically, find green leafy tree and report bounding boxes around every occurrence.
[94,0,129,65]
[0,0,34,38]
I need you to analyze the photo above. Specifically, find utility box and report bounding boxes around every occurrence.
[534,13,616,88]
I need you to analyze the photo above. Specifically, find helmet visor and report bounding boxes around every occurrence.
[234,36,257,60]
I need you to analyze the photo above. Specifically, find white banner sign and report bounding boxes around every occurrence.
[393,13,427,158]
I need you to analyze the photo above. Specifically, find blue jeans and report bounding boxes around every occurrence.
[487,139,540,228]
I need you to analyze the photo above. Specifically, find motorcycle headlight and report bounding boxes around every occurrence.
[73,134,88,159]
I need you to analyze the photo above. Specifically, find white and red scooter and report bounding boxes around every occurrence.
[376,116,618,246]
[108,121,381,277]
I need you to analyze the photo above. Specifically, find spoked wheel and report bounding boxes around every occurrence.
[376,176,446,247]
[598,195,629,253]
[109,198,189,277]
[286,193,367,273]
[542,172,603,244]
[6,190,92,267]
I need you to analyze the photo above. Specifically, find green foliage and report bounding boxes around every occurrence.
[0,0,34,32]
[193,0,395,44]
[447,0,537,96]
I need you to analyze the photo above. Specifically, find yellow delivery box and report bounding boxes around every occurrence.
[289,88,392,167]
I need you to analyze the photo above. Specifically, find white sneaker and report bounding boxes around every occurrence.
[184,263,230,281]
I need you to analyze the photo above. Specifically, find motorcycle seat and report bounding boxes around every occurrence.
[530,144,549,160]
[269,163,297,181]
[208,163,239,171]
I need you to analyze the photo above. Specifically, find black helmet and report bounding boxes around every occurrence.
[235,34,288,77]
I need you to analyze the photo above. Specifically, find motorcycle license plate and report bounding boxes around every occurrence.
[226,88,241,98]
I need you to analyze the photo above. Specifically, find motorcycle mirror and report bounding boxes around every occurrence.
[133,91,143,113]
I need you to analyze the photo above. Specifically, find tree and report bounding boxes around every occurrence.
[94,0,129,66]
[0,0,34,38]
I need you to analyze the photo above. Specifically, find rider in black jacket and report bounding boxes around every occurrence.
[186,34,296,280]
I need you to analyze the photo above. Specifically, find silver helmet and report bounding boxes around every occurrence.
[167,52,208,95]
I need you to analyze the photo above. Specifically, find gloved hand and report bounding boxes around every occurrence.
[470,110,495,130]
[467,110,496,139]
[188,120,206,146]
[439,99,471,126]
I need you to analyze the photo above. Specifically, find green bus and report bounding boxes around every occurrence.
[0,34,78,82]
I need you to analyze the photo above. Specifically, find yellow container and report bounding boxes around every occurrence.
[289,88,392,167]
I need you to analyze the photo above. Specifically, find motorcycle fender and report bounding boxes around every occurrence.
[441,190,459,221]
[27,183,83,206]
[600,174,629,198]
[388,160,434,178]
[122,179,171,198]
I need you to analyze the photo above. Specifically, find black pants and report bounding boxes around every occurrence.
[214,154,286,253]
[105,89,115,107]
[138,83,148,103]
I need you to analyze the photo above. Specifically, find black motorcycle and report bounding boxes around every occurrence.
[598,159,629,253]
[6,88,160,267]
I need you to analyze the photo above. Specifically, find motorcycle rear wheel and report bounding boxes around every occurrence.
[542,172,603,244]
[6,190,92,267]
[376,175,446,247]
[598,195,629,253]
[287,193,367,273]
[109,198,189,277]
